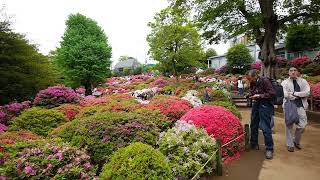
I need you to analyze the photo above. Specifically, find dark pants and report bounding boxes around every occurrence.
[238,88,244,96]
[251,101,274,151]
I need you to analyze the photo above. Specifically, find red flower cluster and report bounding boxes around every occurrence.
[55,104,81,120]
[312,83,320,99]
[290,56,311,67]
[251,61,262,70]
[146,96,192,121]
[180,105,244,160]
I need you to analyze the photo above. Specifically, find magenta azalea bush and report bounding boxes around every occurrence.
[33,86,80,108]
[0,101,31,125]
[180,105,244,161]
[312,83,320,99]
[251,61,262,70]
[1,140,97,179]
[215,64,228,74]
[290,56,311,67]
[0,123,7,133]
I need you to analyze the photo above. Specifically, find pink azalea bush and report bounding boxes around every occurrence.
[251,61,262,70]
[290,56,311,67]
[0,123,7,133]
[276,57,287,67]
[146,96,193,122]
[151,78,168,88]
[312,83,320,99]
[33,86,80,108]
[180,105,244,161]
[215,64,228,74]
[0,101,31,126]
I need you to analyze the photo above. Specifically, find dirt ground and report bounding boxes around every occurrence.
[214,108,320,180]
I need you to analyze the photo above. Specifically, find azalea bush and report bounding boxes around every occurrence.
[152,78,169,88]
[312,83,320,99]
[182,90,203,107]
[206,101,242,120]
[302,63,320,76]
[276,57,287,67]
[146,96,193,121]
[100,142,173,180]
[215,64,229,74]
[56,111,166,166]
[181,105,244,161]
[250,60,262,70]
[290,56,311,67]
[10,107,66,136]
[0,123,8,133]
[158,121,216,179]
[33,86,80,108]
[0,101,32,125]
[1,140,97,179]
[209,89,229,101]
[54,104,81,121]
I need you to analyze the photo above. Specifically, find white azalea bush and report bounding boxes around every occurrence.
[182,90,202,107]
[158,121,217,179]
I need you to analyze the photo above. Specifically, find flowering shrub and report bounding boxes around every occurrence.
[152,78,169,88]
[276,57,287,67]
[100,142,173,179]
[158,121,216,179]
[10,107,66,136]
[312,83,320,99]
[54,104,81,121]
[1,140,97,179]
[0,111,6,124]
[251,61,262,70]
[209,89,229,101]
[33,85,80,108]
[182,90,202,107]
[146,96,193,121]
[206,101,242,120]
[0,101,31,125]
[215,64,228,74]
[57,111,167,166]
[180,105,244,160]
[75,87,86,96]
[0,123,7,133]
[290,56,311,67]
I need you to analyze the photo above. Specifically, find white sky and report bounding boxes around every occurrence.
[1,0,228,66]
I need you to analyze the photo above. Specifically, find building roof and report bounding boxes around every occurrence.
[114,58,141,69]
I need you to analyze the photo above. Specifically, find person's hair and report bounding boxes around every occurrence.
[247,69,258,77]
[288,65,301,73]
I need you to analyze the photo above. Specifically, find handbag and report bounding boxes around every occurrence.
[284,99,300,126]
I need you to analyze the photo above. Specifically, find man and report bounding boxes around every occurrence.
[281,66,310,152]
[237,76,244,96]
[247,69,276,159]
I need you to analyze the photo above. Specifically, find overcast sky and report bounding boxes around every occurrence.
[2,0,228,66]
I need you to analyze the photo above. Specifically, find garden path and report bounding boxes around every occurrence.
[213,108,320,180]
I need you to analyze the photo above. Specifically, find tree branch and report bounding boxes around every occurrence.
[279,12,313,26]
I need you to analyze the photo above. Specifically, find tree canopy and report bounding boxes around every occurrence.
[170,0,320,78]
[226,44,253,74]
[119,55,136,61]
[55,13,112,95]
[286,24,320,52]
[0,16,59,105]
[147,7,205,77]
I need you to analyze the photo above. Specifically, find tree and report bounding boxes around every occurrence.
[0,16,58,104]
[170,0,320,78]
[200,48,217,67]
[286,24,320,51]
[147,7,205,79]
[119,55,135,61]
[56,13,112,95]
[226,44,253,74]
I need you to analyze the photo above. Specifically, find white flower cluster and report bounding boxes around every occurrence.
[182,90,202,107]
[131,87,160,104]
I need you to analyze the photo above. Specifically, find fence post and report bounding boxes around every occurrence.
[216,139,223,176]
[244,124,250,151]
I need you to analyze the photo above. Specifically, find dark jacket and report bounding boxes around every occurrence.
[249,76,276,103]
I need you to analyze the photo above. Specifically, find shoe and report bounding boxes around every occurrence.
[265,150,273,159]
[250,144,260,150]
[287,146,294,152]
[294,142,302,150]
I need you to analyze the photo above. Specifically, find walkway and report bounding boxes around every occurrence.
[213,108,320,180]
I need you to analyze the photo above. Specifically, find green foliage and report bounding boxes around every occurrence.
[100,142,173,180]
[147,7,205,76]
[0,21,59,105]
[226,44,253,74]
[306,75,320,84]
[302,63,320,76]
[162,85,176,95]
[209,89,229,101]
[55,13,112,94]
[159,121,216,179]
[1,140,97,179]
[10,107,66,136]
[56,111,168,166]
[118,55,135,62]
[286,24,320,51]
[206,101,242,120]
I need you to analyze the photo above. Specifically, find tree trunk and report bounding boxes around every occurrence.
[258,0,279,79]
[84,82,92,96]
[172,58,179,81]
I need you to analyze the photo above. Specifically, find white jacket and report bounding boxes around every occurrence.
[281,77,310,110]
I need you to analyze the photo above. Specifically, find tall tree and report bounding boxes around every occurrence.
[286,24,320,52]
[56,13,112,95]
[0,16,58,104]
[170,0,320,78]
[147,7,205,78]
[226,44,253,74]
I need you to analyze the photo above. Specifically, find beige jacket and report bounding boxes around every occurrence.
[281,77,310,110]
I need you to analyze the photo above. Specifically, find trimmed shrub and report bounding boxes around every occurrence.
[209,89,229,101]
[159,121,216,179]
[54,104,81,121]
[1,140,97,179]
[180,105,244,161]
[146,96,192,121]
[10,108,66,136]
[56,111,166,166]
[100,142,173,180]
[33,85,80,108]
[206,101,242,120]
